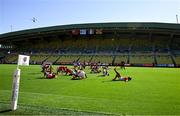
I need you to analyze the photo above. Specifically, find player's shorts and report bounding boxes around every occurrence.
[47,74,55,79]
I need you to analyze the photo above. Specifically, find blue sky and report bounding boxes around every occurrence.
[0,0,180,34]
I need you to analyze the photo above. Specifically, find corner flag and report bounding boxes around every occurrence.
[17,55,30,66]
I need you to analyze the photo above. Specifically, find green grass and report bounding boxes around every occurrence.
[0,64,180,115]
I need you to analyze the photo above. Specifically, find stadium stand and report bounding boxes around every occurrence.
[30,55,49,64]
[4,54,18,64]
[114,55,128,64]
[78,55,93,63]
[91,55,113,64]
[1,22,180,67]
[174,55,180,64]
[130,54,154,64]
[131,38,152,52]
[56,55,80,64]
[45,55,60,63]
[115,38,130,53]
[156,55,173,64]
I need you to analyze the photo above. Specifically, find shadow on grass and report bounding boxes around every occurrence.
[102,80,114,83]
[36,77,45,79]
[36,77,60,80]
[28,72,40,75]
[0,109,12,113]
[97,75,105,77]
[102,80,127,83]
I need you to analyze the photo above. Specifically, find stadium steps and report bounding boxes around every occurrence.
[45,55,60,64]
[112,55,116,65]
[54,56,64,64]
[156,55,173,64]
[170,54,176,65]
[77,56,81,62]
[89,56,93,62]
[42,56,50,63]
[53,56,61,64]
[174,56,180,65]
[127,53,130,64]
[153,53,157,64]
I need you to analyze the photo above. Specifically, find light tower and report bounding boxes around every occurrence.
[176,14,179,23]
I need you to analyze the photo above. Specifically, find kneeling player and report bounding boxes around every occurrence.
[71,70,87,80]
[102,66,109,76]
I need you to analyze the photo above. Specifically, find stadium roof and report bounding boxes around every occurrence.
[0,22,180,41]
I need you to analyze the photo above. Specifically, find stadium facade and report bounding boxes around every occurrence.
[0,22,180,67]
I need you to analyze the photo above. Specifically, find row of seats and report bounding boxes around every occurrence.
[156,55,173,64]
[3,54,17,63]
[91,55,113,64]
[56,55,80,64]
[3,54,180,65]
[16,37,179,54]
[174,56,180,64]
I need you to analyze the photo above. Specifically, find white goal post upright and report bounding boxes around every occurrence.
[11,55,30,111]
[11,68,21,110]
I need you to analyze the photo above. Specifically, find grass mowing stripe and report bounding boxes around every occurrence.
[1,89,178,105]
[0,102,113,115]
[0,90,129,115]
[1,89,180,115]
[1,89,125,103]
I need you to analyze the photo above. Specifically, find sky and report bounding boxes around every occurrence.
[0,0,180,34]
